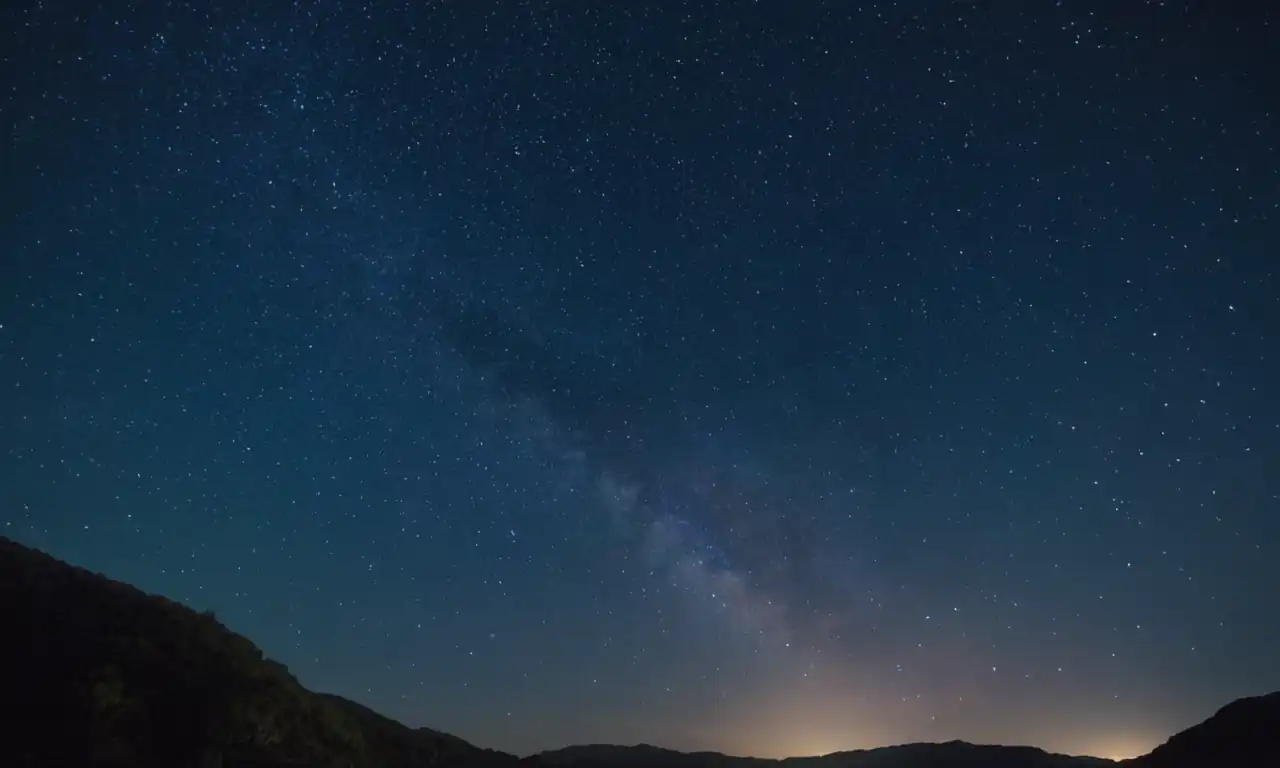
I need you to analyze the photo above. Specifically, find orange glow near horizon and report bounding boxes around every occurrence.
[1056,725,1164,763]
[675,670,1170,762]
[1073,738,1158,763]
[703,700,1164,762]
[726,729,1160,762]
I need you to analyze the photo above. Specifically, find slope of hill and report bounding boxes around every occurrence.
[0,536,1275,768]
[1125,691,1279,768]
[0,536,518,768]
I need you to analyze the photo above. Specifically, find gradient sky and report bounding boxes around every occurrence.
[1,0,1277,761]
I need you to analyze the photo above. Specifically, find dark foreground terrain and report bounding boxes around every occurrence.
[1,536,1275,768]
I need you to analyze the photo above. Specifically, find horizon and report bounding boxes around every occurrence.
[401,695,1171,761]
[6,531,1266,765]
[0,533,1213,762]
[3,0,1277,760]
[519,738,1146,760]
[512,733,1153,761]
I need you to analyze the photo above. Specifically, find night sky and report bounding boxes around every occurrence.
[2,0,1278,761]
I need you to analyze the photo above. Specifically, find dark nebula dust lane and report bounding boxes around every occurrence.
[1,0,1277,760]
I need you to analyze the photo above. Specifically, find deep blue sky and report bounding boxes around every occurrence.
[2,0,1277,760]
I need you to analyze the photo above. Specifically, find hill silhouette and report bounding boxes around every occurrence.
[0,536,518,768]
[1123,691,1279,768]
[0,536,1274,768]
[534,742,1117,768]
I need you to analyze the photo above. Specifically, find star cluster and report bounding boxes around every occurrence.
[1,0,1277,760]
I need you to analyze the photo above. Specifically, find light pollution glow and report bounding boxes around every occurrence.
[676,680,1166,761]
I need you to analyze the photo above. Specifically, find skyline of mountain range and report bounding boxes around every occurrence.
[2,535,1275,768]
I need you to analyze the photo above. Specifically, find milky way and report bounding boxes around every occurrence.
[2,0,1277,761]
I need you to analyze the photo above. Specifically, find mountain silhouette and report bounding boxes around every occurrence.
[0,536,1274,768]
[0,536,516,768]
[1122,691,1279,767]
[535,742,1113,768]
